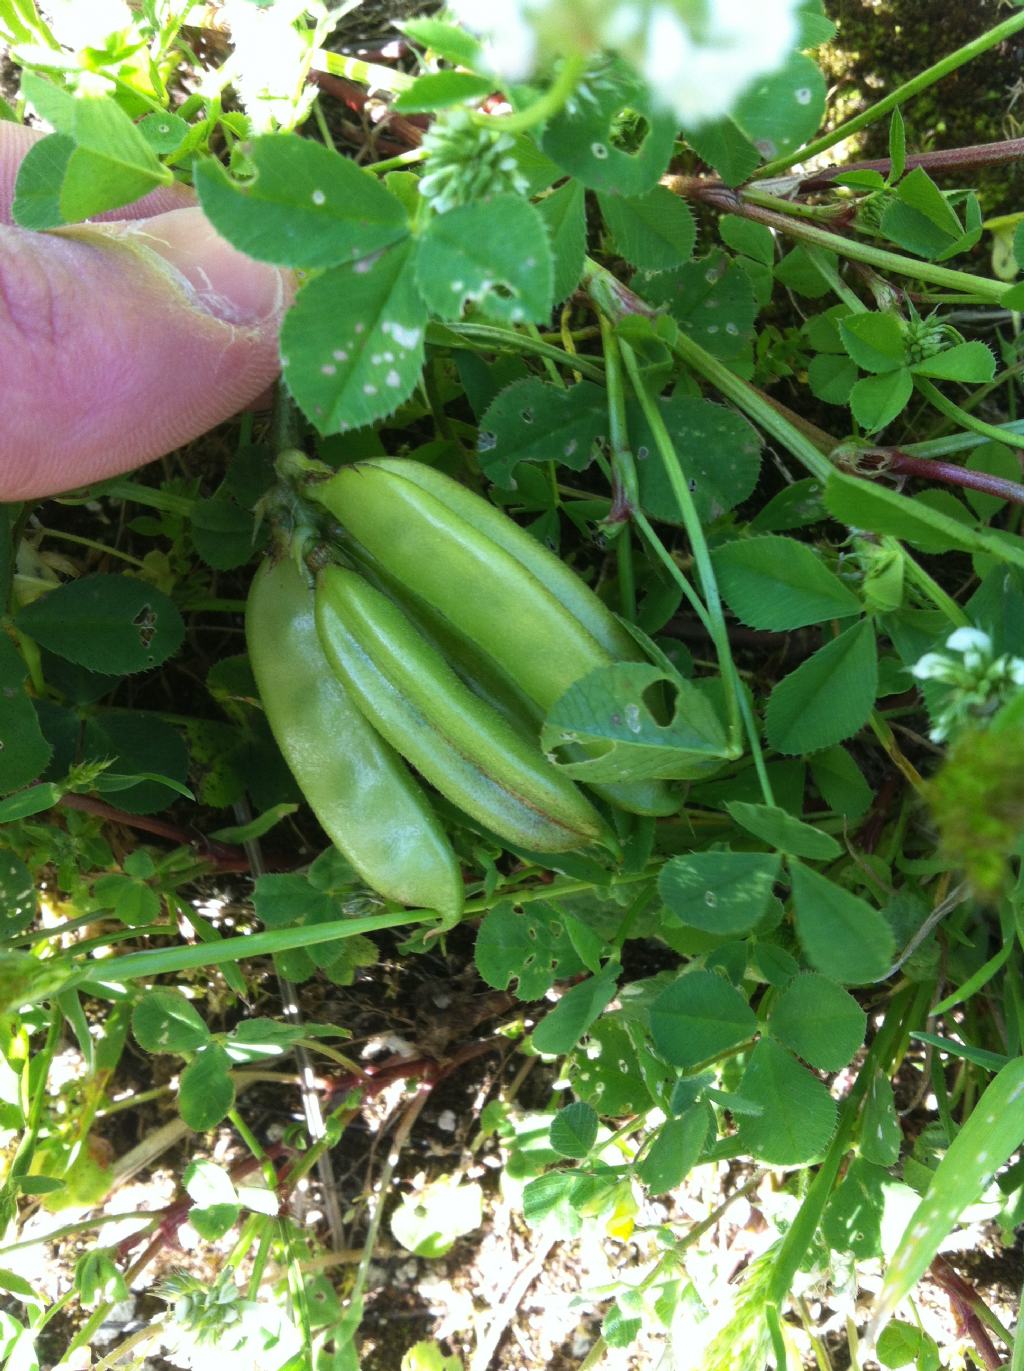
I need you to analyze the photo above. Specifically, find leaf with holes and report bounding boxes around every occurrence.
[768,972,866,1070]
[598,186,696,273]
[659,851,781,935]
[475,900,583,1000]
[282,240,427,434]
[540,62,677,195]
[15,575,184,675]
[630,394,763,524]
[790,862,895,984]
[765,619,878,755]
[542,662,731,783]
[642,251,757,359]
[871,1058,1024,1339]
[414,195,553,324]
[0,636,51,796]
[713,535,861,629]
[649,969,756,1069]
[737,1038,837,1164]
[477,379,606,485]
[194,133,410,269]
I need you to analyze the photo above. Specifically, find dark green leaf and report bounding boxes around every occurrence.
[860,1068,902,1165]
[637,1105,712,1194]
[768,972,866,1070]
[541,63,676,195]
[765,619,877,755]
[790,861,895,983]
[15,575,184,675]
[549,1101,599,1159]
[415,195,553,324]
[737,1038,837,1164]
[132,988,211,1054]
[282,240,427,433]
[840,313,907,374]
[598,186,696,273]
[724,801,841,860]
[633,394,763,524]
[659,850,781,935]
[822,1156,887,1259]
[642,250,757,359]
[0,849,35,937]
[682,117,760,187]
[649,969,756,1068]
[478,379,606,485]
[194,133,410,269]
[714,535,860,630]
[537,178,587,303]
[532,965,619,1055]
[731,52,826,162]
[542,662,731,783]
[0,636,51,795]
[178,1044,235,1130]
[475,900,582,1000]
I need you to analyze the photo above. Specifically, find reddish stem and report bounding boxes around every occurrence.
[57,793,293,873]
[789,137,1024,191]
[864,448,1024,507]
[929,1255,1006,1371]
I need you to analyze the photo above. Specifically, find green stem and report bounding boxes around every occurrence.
[765,983,928,1309]
[74,870,657,987]
[364,147,427,174]
[475,54,587,134]
[804,246,865,314]
[715,191,1011,304]
[757,10,1024,177]
[620,341,744,761]
[30,527,146,567]
[903,418,1024,459]
[427,322,606,382]
[667,327,835,484]
[897,541,970,627]
[915,377,1024,453]
[7,1010,61,1185]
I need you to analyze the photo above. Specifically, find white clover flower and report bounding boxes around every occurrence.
[945,626,992,655]
[446,0,803,126]
[910,652,958,685]
[910,625,1024,741]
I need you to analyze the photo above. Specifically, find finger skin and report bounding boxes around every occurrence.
[0,123,290,501]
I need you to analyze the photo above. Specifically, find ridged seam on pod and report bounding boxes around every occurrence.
[246,557,464,919]
[309,460,680,818]
[312,463,613,708]
[363,458,641,662]
[315,565,609,852]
